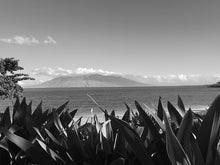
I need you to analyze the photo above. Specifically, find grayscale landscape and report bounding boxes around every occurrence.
[1,1,220,165]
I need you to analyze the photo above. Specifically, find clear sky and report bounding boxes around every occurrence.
[0,0,220,85]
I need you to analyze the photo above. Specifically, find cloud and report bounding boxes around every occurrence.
[75,67,117,75]
[43,36,56,44]
[32,67,73,77]
[18,79,47,87]
[32,67,118,77]
[141,74,220,85]
[0,35,56,45]
[0,36,39,45]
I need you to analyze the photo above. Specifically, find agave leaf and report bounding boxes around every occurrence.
[55,101,69,115]
[178,95,186,113]
[177,109,194,164]
[190,137,205,165]
[32,101,43,126]
[13,98,20,117]
[177,109,199,164]
[69,109,77,118]
[214,140,220,165]
[0,127,59,165]
[139,127,148,143]
[47,139,73,164]
[143,103,166,132]
[13,98,27,126]
[78,122,96,141]
[44,127,72,163]
[113,131,126,157]
[44,128,61,146]
[0,147,10,165]
[197,95,220,160]
[36,139,64,163]
[0,107,11,128]
[110,157,125,165]
[32,100,42,117]
[100,132,112,154]
[101,120,113,141]
[206,110,220,165]
[24,101,34,131]
[135,101,161,140]
[33,127,45,141]
[157,96,163,120]
[122,103,131,122]
[53,111,67,137]
[108,115,154,165]
[104,109,111,121]
[46,137,73,164]
[167,101,183,126]
[59,111,73,127]
[7,126,30,155]
[93,115,102,132]
[26,101,32,116]
[76,116,82,127]
[43,102,70,130]
[0,140,9,152]
[36,109,49,129]
[177,109,193,143]
[110,110,115,117]
[41,109,50,123]
[66,126,88,162]
[163,109,191,165]
[193,112,203,122]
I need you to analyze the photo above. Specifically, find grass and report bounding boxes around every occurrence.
[0,95,219,165]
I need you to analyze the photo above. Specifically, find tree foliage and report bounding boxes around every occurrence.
[0,58,34,99]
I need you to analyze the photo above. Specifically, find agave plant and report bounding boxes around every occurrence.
[0,95,220,165]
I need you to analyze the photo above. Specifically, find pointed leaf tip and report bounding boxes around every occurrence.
[178,95,186,113]
[157,97,164,120]
[163,108,191,165]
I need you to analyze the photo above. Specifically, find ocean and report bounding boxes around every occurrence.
[1,86,220,118]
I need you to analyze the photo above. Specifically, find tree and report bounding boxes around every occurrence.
[0,58,34,99]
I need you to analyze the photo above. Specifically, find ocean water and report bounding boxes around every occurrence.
[1,86,220,117]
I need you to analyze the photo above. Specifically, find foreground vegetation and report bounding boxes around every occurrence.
[0,95,219,165]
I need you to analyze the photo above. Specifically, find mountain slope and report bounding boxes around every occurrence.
[32,74,147,88]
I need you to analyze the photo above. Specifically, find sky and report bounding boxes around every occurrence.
[0,0,220,85]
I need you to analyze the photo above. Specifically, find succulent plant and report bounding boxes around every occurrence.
[0,95,219,165]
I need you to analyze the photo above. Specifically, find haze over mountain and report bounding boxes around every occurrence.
[31,74,147,88]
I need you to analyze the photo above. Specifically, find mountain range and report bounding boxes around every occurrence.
[31,74,148,88]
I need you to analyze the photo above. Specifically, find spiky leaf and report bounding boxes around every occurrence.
[108,115,154,165]
[163,109,191,165]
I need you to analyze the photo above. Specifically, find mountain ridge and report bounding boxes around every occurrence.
[30,74,148,88]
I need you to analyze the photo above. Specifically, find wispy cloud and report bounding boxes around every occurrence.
[30,67,120,87]
[18,79,46,86]
[43,36,56,44]
[141,74,220,85]
[75,67,117,75]
[0,35,56,45]
[32,67,118,77]
[0,36,39,45]
[32,67,73,77]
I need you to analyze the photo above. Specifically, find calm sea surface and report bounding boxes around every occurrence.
[1,86,220,117]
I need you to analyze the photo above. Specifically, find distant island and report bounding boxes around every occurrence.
[209,81,220,87]
[30,74,148,88]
